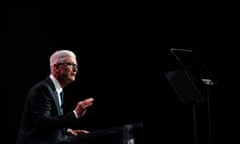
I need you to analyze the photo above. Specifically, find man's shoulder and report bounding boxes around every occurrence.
[30,77,54,92]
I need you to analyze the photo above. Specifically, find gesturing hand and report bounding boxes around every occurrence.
[74,98,94,118]
[67,129,90,136]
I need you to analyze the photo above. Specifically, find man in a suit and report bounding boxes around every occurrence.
[16,49,94,144]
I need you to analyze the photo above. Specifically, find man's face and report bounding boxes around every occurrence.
[55,56,78,87]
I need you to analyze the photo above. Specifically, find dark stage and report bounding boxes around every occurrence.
[8,1,231,144]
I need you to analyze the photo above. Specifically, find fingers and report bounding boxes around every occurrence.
[77,98,94,108]
[75,130,90,134]
[74,97,94,118]
[85,97,94,103]
[82,97,94,107]
[67,129,90,136]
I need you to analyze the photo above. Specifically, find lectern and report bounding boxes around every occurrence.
[58,122,143,144]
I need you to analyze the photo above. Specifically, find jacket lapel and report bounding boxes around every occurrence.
[45,77,62,115]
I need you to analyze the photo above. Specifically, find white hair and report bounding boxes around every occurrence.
[49,50,77,72]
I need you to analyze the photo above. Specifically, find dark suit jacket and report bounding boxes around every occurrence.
[16,77,79,144]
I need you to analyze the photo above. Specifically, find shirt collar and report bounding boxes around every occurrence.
[49,74,63,94]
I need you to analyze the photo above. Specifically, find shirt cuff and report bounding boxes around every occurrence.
[67,128,73,133]
[73,110,78,119]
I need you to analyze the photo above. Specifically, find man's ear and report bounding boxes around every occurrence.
[54,63,60,72]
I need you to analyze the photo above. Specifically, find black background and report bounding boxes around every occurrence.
[8,1,232,144]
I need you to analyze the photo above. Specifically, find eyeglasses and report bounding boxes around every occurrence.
[57,62,79,69]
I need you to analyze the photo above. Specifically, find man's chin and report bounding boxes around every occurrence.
[70,77,76,82]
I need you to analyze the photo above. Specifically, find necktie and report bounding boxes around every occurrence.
[60,91,64,106]
[60,91,64,115]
